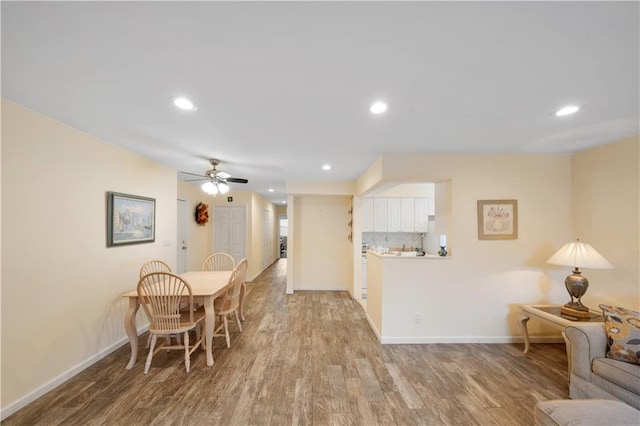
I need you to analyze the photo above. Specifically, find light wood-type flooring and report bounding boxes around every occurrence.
[4,259,569,425]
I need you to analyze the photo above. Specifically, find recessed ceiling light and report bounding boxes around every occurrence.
[322,164,332,171]
[268,188,275,192]
[555,105,579,116]
[172,97,198,111]
[282,201,287,204]
[370,101,388,114]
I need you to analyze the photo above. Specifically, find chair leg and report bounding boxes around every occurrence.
[184,332,190,373]
[235,310,242,332]
[223,315,230,348]
[196,323,205,350]
[145,334,157,374]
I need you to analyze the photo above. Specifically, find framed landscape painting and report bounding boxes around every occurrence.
[107,192,156,246]
[477,199,518,240]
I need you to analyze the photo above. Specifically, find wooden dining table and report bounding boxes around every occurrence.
[122,270,235,369]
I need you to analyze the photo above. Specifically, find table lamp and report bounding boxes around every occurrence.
[547,239,613,318]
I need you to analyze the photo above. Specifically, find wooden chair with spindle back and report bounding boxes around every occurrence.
[137,272,205,374]
[202,253,235,272]
[213,259,248,348]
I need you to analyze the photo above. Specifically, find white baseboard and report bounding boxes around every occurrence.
[293,285,349,291]
[380,335,565,344]
[0,325,149,421]
[285,288,294,294]
[363,311,382,341]
[357,307,564,345]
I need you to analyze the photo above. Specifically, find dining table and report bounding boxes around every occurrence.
[122,270,234,369]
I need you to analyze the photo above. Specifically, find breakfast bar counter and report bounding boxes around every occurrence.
[365,250,454,343]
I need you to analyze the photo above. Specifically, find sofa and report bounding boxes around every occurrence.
[565,322,640,410]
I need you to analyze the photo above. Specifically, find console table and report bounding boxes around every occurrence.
[519,304,603,372]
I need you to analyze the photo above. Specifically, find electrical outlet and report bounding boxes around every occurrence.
[413,312,421,323]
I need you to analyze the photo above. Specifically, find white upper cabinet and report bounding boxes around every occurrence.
[362,198,374,232]
[401,198,415,232]
[387,198,402,232]
[373,198,388,232]
[414,198,429,232]
[364,196,433,233]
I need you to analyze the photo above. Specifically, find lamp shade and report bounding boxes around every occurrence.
[547,240,613,270]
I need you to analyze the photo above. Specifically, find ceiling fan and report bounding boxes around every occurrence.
[181,159,248,195]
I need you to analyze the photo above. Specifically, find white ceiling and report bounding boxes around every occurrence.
[3,2,639,203]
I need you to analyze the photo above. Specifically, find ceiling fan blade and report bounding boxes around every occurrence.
[215,171,231,179]
[226,177,249,184]
[180,171,205,178]
[184,178,207,182]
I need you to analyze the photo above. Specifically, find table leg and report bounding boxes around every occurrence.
[124,297,140,370]
[239,282,246,321]
[204,295,216,367]
[519,314,531,354]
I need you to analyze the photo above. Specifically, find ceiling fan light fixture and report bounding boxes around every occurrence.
[172,97,198,111]
[218,182,230,194]
[202,181,218,195]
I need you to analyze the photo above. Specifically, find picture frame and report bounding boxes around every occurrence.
[107,192,156,246]
[477,199,518,240]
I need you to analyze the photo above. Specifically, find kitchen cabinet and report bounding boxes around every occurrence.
[401,198,415,232]
[362,197,374,232]
[387,198,402,232]
[364,196,432,233]
[373,198,388,232]
[414,198,428,232]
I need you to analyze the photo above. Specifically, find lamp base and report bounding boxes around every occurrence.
[561,305,592,319]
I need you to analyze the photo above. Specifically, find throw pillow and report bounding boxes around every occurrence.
[599,304,640,365]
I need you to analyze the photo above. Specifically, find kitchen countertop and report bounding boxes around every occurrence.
[367,250,451,259]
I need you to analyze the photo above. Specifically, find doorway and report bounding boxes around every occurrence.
[279,215,287,258]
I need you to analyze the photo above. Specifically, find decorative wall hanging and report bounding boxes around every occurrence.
[477,199,518,240]
[195,202,209,225]
[107,192,156,246]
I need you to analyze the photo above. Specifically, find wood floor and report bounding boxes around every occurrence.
[5,259,569,425]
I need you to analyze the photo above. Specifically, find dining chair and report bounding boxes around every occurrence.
[137,272,205,374]
[139,260,174,347]
[139,259,172,277]
[202,253,235,271]
[213,258,248,348]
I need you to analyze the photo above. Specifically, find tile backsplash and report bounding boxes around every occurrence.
[363,232,424,251]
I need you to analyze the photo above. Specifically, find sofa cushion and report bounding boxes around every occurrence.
[534,399,640,426]
[599,304,640,365]
[592,357,640,395]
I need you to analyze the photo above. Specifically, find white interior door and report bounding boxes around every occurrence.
[213,206,246,264]
[177,199,188,273]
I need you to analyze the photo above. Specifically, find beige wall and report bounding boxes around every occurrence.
[177,181,212,272]
[293,195,353,290]
[1,99,177,415]
[356,152,574,339]
[572,136,639,310]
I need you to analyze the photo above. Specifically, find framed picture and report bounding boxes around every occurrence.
[107,192,156,246]
[477,199,518,240]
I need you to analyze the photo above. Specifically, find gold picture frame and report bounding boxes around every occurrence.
[477,199,518,240]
